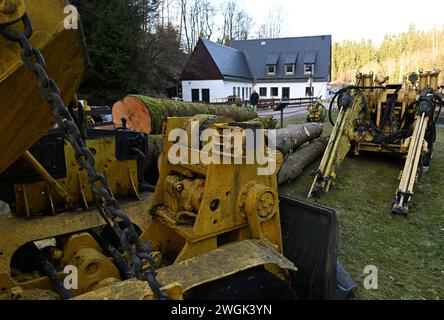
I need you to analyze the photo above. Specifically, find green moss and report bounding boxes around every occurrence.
[280,115,444,300]
[132,96,258,134]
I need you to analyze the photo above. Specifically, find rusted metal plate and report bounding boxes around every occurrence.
[157,239,296,291]
[74,281,183,301]
[75,239,297,300]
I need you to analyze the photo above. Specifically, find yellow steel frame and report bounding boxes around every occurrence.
[0,0,87,174]
[12,136,140,217]
[0,193,152,297]
[308,70,440,214]
[141,117,293,283]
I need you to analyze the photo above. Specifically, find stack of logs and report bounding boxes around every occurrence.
[271,123,328,185]
[111,95,327,185]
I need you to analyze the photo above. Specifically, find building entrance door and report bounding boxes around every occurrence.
[201,89,210,103]
[282,87,290,99]
[192,89,200,102]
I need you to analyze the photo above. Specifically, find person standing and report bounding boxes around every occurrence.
[250,90,259,112]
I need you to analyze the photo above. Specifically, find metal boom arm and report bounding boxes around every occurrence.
[392,96,433,215]
[308,91,362,198]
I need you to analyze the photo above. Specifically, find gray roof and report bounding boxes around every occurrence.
[201,38,252,81]
[304,51,317,64]
[231,35,331,82]
[265,53,280,65]
[284,53,298,64]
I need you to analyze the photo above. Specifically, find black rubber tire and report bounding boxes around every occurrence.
[184,267,297,300]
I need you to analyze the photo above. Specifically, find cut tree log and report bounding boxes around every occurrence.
[278,137,329,185]
[143,121,320,185]
[112,96,259,134]
[268,123,323,156]
[144,135,164,184]
[113,96,151,133]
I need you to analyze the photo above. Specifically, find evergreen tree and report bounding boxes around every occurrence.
[71,0,142,105]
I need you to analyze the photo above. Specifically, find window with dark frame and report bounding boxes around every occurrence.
[259,87,267,96]
[271,87,279,97]
[267,65,276,75]
[304,63,314,75]
[285,64,294,75]
[305,87,314,97]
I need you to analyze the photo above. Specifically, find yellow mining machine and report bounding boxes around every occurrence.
[307,97,326,123]
[0,0,356,300]
[308,70,444,215]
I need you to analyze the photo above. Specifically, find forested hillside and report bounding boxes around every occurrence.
[333,25,444,84]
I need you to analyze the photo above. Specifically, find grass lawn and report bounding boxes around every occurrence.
[280,115,444,300]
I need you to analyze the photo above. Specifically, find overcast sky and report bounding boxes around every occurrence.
[212,0,444,45]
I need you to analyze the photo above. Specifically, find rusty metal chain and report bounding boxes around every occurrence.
[0,13,168,300]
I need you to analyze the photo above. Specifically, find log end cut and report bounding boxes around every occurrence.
[112,96,152,134]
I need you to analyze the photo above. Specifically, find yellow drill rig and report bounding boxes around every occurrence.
[307,98,326,123]
[308,70,443,215]
[0,0,356,300]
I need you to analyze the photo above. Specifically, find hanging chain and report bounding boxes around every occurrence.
[0,14,168,300]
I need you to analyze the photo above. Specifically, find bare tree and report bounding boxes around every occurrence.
[219,0,252,45]
[179,0,191,51]
[158,0,175,27]
[256,23,267,39]
[234,10,253,40]
[137,23,188,96]
[199,0,216,39]
[178,0,216,52]
[256,8,284,39]
[220,0,235,45]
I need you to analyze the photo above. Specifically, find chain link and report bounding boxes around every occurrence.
[0,14,168,300]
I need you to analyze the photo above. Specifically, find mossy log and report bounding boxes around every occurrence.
[143,135,163,184]
[113,96,258,134]
[268,123,323,156]
[278,138,329,185]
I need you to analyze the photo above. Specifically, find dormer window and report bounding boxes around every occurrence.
[267,65,276,75]
[304,63,314,75]
[265,53,280,76]
[285,64,294,75]
[303,51,317,76]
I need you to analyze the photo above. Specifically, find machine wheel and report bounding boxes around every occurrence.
[184,267,297,300]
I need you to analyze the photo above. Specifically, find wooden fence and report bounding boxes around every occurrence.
[210,97,315,109]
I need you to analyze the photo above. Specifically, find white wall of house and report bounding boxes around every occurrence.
[182,80,329,103]
[182,80,253,103]
[253,82,329,100]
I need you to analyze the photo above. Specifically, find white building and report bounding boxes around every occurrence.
[180,36,332,103]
